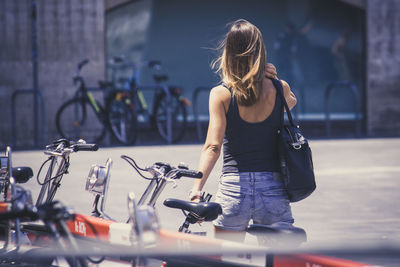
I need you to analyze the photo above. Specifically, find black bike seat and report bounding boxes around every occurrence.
[247,222,307,244]
[153,74,168,83]
[13,167,33,184]
[163,198,222,222]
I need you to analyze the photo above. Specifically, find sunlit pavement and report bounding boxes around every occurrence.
[12,137,400,265]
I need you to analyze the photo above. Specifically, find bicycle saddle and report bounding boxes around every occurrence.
[153,74,168,83]
[247,222,307,246]
[163,198,222,222]
[13,167,33,184]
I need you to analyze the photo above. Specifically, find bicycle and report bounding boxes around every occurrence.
[56,58,190,146]
[0,146,87,267]
[55,59,138,145]
[123,157,306,247]
[0,146,34,251]
[0,198,88,267]
[118,157,310,266]
[35,138,98,207]
[7,145,368,267]
[109,56,190,144]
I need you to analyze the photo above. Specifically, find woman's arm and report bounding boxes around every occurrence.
[191,86,228,200]
[281,80,297,110]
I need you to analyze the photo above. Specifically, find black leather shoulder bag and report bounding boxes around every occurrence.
[272,78,316,202]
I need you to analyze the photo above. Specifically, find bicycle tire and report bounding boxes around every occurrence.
[106,91,137,145]
[153,92,187,143]
[55,97,107,144]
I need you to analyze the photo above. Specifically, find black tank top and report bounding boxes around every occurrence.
[222,84,281,173]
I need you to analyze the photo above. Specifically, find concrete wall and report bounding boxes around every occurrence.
[0,0,105,148]
[366,0,400,136]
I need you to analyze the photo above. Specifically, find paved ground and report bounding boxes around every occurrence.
[10,138,400,266]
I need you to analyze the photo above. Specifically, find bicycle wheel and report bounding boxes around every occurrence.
[106,92,137,145]
[55,97,107,144]
[153,92,187,143]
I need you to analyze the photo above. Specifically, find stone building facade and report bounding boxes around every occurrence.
[366,0,400,136]
[0,0,105,148]
[0,0,399,149]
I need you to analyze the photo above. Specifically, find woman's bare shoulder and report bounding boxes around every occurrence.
[209,84,231,113]
[210,84,231,100]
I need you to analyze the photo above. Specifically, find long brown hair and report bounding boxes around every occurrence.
[213,19,266,106]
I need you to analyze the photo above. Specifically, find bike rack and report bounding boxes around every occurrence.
[192,86,212,141]
[11,89,46,148]
[324,81,362,137]
[10,1,46,149]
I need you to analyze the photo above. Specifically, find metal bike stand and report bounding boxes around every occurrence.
[11,89,46,148]
[324,81,361,137]
[192,86,211,141]
[162,85,172,144]
[10,1,45,149]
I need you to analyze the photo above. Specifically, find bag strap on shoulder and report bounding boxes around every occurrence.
[271,78,296,127]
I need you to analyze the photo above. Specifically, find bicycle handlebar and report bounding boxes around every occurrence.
[0,201,74,222]
[148,60,161,69]
[121,156,202,181]
[148,162,202,179]
[175,169,203,179]
[0,206,37,221]
[45,139,98,155]
[78,59,89,71]
[72,143,98,152]
[110,56,161,70]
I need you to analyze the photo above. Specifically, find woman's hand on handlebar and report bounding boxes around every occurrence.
[189,190,202,202]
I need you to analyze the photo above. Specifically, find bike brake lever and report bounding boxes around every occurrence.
[165,178,177,188]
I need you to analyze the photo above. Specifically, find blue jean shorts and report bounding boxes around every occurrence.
[213,172,294,231]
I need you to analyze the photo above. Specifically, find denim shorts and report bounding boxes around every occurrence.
[213,172,294,231]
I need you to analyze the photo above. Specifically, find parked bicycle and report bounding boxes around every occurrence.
[56,58,190,146]
[122,156,306,247]
[0,146,87,267]
[56,59,105,144]
[109,56,190,144]
[2,143,369,267]
[35,138,98,207]
[0,199,88,267]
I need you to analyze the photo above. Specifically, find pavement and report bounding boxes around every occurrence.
[10,137,400,266]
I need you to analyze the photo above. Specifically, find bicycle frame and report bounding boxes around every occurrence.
[36,144,73,206]
[62,211,370,267]
[74,76,102,121]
